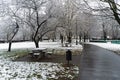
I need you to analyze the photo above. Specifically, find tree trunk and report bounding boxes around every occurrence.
[79,34,82,43]
[76,36,78,45]
[34,41,39,48]
[84,37,86,42]
[83,33,86,42]
[52,38,55,42]
[8,41,12,52]
[103,29,107,40]
[60,34,64,46]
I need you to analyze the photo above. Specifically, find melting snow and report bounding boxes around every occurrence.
[88,42,120,51]
[0,41,82,50]
[0,41,80,79]
[0,55,79,80]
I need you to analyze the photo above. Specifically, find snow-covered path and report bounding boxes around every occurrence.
[87,42,120,51]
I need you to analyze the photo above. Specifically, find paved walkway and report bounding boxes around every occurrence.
[78,44,120,80]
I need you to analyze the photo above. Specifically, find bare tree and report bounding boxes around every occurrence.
[1,16,20,52]
[16,0,56,48]
[8,22,19,52]
[51,0,81,46]
[100,0,120,25]
[0,0,21,51]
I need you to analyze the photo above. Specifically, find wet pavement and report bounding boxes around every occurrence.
[79,44,120,80]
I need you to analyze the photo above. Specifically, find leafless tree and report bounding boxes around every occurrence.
[100,0,120,25]
[15,0,56,48]
[0,0,21,51]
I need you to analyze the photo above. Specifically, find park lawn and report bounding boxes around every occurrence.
[0,41,81,80]
[0,50,79,80]
[1,49,29,60]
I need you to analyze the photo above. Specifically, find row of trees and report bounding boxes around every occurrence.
[0,0,96,50]
[0,0,120,51]
[83,0,120,40]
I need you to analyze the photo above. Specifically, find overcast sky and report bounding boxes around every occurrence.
[0,0,119,8]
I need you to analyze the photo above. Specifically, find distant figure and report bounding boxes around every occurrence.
[60,34,64,46]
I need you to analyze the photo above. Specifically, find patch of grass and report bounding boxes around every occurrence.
[0,49,29,60]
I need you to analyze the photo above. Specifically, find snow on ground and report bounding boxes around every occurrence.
[0,55,79,80]
[87,42,120,51]
[0,41,81,79]
[0,41,83,50]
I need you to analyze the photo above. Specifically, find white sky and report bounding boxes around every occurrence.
[0,0,120,9]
